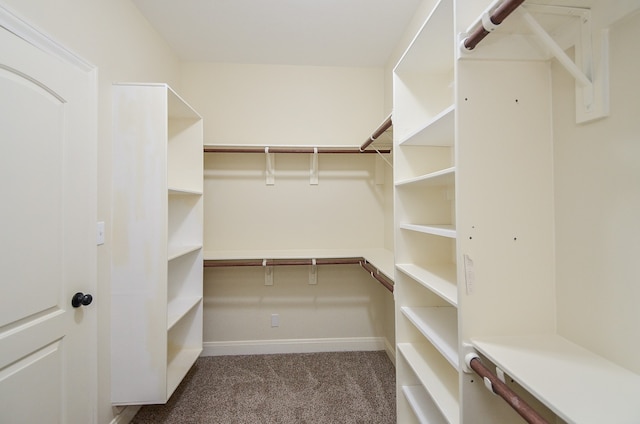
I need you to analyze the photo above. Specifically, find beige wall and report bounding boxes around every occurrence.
[0,1,180,423]
[179,61,395,355]
[204,265,391,348]
[180,62,385,146]
[553,10,640,373]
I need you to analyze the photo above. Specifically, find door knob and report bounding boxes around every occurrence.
[71,292,93,308]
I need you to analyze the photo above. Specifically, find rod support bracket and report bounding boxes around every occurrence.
[309,258,317,284]
[263,259,273,285]
[310,147,318,185]
[482,11,499,32]
[265,147,275,185]
[463,344,480,374]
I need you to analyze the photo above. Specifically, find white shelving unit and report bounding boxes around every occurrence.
[394,0,640,422]
[472,334,640,424]
[111,83,203,405]
[393,0,458,422]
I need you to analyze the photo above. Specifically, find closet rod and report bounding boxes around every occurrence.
[203,258,362,267]
[468,356,549,424]
[203,147,391,154]
[463,0,526,50]
[360,261,394,293]
[359,114,392,152]
[203,257,394,293]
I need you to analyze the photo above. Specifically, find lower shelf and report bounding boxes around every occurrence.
[167,296,202,330]
[396,263,457,306]
[166,347,202,398]
[402,385,448,424]
[401,306,458,369]
[472,334,640,424]
[398,342,460,424]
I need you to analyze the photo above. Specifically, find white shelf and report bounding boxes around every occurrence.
[166,347,202,398]
[396,263,457,306]
[169,187,203,196]
[167,85,201,120]
[396,166,455,188]
[167,296,202,331]
[402,385,448,424]
[401,306,458,369]
[400,223,456,238]
[398,343,460,424]
[399,105,455,147]
[394,0,453,74]
[359,248,395,280]
[168,244,202,261]
[472,334,640,424]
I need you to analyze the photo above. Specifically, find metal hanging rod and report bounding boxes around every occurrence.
[466,354,549,424]
[204,114,392,155]
[360,260,394,293]
[204,257,394,293]
[463,0,526,51]
[360,114,392,152]
[204,257,362,267]
[203,146,390,154]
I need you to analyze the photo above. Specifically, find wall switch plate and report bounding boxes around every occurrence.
[96,221,105,245]
[271,314,279,327]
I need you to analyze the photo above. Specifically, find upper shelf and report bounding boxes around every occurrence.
[400,224,456,239]
[396,166,455,188]
[396,262,457,307]
[394,0,454,74]
[472,333,640,424]
[398,104,454,147]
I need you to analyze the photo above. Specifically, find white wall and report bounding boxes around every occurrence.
[553,10,640,373]
[203,265,392,354]
[179,62,396,355]
[180,62,385,146]
[0,1,181,423]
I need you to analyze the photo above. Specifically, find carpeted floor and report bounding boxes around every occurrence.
[131,350,396,424]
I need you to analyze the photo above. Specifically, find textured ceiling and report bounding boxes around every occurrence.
[132,0,422,67]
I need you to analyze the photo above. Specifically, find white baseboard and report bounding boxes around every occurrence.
[201,337,390,357]
[383,338,396,366]
[109,405,141,424]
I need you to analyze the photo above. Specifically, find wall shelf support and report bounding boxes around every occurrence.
[520,5,609,123]
[263,259,274,285]
[310,147,319,185]
[265,147,275,185]
[309,259,318,284]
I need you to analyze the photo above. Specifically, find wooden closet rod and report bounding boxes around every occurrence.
[204,258,362,267]
[203,147,391,154]
[359,114,392,152]
[463,0,526,50]
[468,356,549,424]
[203,257,394,293]
[360,260,394,293]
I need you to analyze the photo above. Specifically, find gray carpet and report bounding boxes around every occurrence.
[132,350,396,424]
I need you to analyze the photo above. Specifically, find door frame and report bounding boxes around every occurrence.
[0,3,98,421]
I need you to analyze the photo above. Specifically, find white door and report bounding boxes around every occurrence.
[0,10,97,424]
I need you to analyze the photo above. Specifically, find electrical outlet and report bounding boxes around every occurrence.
[271,314,279,327]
